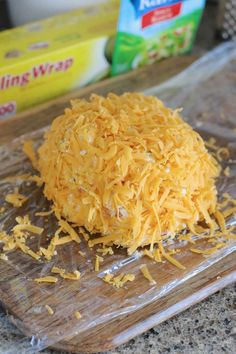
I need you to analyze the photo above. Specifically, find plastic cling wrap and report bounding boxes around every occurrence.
[0,42,236,353]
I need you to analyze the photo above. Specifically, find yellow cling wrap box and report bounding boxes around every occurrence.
[0,0,119,119]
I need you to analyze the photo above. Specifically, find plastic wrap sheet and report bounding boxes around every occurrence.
[0,41,235,353]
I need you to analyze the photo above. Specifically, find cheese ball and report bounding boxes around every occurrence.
[38,93,220,254]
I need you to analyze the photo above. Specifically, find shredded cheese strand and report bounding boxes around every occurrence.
[5,193,28,208]
[35,210,53,216]
[34,276,58,283]
[75,311,82,320]
[140,264,156,285]
[162,252,186,270]
[45,305,54,315]
[102,272,135,288]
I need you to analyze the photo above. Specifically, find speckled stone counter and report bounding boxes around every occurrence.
[0,284,235,354]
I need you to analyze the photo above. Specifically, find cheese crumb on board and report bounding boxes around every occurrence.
[34,276,58,283]
[214,210,226,233]
[0,215,44,260]
[75,311,82,320]
[140,264,156,285]
[5,192,28,208]
[97,247,114,256]
[35,210,53,217]
[153,248,162,262]
[45,304,54,315]
[79,251,86,257]
[95,255,103,272]
[223,167,230,177]
[59,220,81,244]
[222,192,231,200]
[178,234,196,244]
[60,270,81,280]
[223,207,236,218]
[0,253,8,261]
[216,147,230,162]
[37,93,220,254]
[143,247,163,263]
[102,272,135,288]
[29,175,43,186]
[79,228,90,241]
[162,252,186,270]
[60,271,81,280]
[205,137,218,151]
[13,221,43,235]
[190,243,225,255]
[51,266,81,280]
[143,249,154,260]
[53,235,72,246]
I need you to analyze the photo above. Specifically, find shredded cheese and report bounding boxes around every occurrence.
[162,252,186,270]
[223,167,230,177]
[79,250,86,257]
[29,175,43,186]
[0,253,8,261]
[79,228,90,241]
[223,207,236,218]
[5,193,28,208]
[37,93,220,254]
[223,233,236,240]
[75,311,82,320]
[143,249,154,260]
[53,235,72,245]
[35,210,53,217]
[13,223,43,235]
[59,220,81,244]
[45,304,54,315]
[214,210,226,233]
[51,266,81,280]
[205,139,218,151]
[51,266,64,274]
[0,215,45,260]
[102,272,135,288]
[97,247,114,256]
[34,276,58,283]
[60,271,81,280]
[95,255,103,272]
[178,234,195,244]
[190,243,225,255]
[140,264,156,285]
[216,147,230,161]
[153,248,162,262]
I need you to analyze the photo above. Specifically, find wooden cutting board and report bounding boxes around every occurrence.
[0,56,235,353]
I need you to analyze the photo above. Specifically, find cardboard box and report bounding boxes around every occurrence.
[0,0,118,119]
[112,0,206,75]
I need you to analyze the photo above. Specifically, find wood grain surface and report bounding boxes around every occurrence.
[52,254,236,352]
[0,56,235,354]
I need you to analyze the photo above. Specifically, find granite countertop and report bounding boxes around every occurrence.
[1,3,235,354]
[0,284,235,354]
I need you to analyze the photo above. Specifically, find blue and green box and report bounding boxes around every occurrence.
[112,0,206,75]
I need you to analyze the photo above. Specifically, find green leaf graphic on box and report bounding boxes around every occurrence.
[112,32,145,75]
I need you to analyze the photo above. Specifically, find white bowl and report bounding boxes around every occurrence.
[7,0,106,27]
